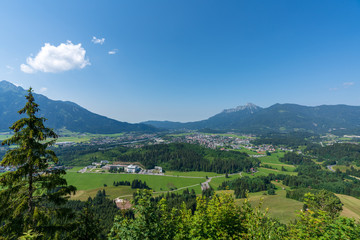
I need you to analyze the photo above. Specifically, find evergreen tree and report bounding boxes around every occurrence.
[0,88,76,238]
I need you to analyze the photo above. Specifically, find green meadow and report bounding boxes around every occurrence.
[165,171,222,178]
[65,172,203,194]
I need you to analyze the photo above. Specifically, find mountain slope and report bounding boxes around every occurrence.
[0,80,156,133]
[144,103,360,134]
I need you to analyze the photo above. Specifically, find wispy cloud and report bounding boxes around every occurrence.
[92,36,105,45]
[108,49,118,55]
[20,41,90,74]
[329,87,338,91]
[343,82,355,88]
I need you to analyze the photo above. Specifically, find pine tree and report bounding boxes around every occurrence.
[0,88,76,238]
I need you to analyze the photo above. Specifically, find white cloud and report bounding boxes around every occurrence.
[108,49,118,55]
[329,87,338,91]
[39,87,47,93]
[343,82,355,88]
[92,36,105,45]
[20,41,90,74]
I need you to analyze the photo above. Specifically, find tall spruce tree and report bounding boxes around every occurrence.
[0,88,76,239]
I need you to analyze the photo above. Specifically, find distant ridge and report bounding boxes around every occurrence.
[143,102,360,134]
[0,80,157,134]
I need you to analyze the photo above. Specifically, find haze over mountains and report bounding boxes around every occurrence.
[0,80,156,133]
[1,80,360,134]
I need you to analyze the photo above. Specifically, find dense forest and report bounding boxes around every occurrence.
[252,132,319,148]
[55,143,260,174]
[305,143,360,166]
[282,163,360,198]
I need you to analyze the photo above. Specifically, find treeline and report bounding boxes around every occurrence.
[280,152,313,165]
[113,180,131,186]
[139,188,198,213]
[252,132,318,148]
[305,143,360,166]
[346,166,360,178]
[112,179,150,189]
[282,163,360,198]
[56,143,260,174]
[218,176,276,198]
[131,179,150,189]
[118,143,259,173]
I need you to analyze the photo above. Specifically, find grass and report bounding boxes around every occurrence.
[244,189,304,224]
[336,194,360,219]
[209,173,242,189]
[260,151,285,164]
[65,172,203,194]
[71,185,135,201]
[165,171,222,178]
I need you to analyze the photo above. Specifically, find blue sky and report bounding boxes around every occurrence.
[1,1,360,123]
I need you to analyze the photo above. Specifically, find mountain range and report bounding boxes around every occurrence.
[2,80,360,135]
[0,80,156,134]
[143,103,360,134]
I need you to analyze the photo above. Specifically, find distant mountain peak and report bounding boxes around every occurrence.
[0,80,22,92]
[222,103,261,114]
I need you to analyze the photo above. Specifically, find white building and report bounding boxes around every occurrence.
[126,164,139,173]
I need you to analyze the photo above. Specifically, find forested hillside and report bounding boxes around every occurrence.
[56,143,259,174]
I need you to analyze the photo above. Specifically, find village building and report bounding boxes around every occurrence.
[114,198,132,210]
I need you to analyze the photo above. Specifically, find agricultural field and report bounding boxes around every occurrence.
[165,171,222,178]
[245,189,303,224]
[337,194,360,219]
[65,171,203,199]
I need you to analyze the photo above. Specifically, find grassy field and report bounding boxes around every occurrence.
[65,172,203,194]
[260,151,285,164]
[337,194,360,219]
[209,173,243,189]
[165,171,222,178]
[71,185,136,201]
[245,189,303,224]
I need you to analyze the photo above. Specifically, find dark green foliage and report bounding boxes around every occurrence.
[56,143,259,174]
[282,163,360,198]
[346,166,360,178]
[0,89,76,239]
[109,166,124,173]
[267,188,276,195]
[306,143,360,166]
[253,132,318,148]
[218,176,276,198]
[131,179,150,189]
[280,152,313,165]
[113,180,131,186]
[286,188,343,218]
[152,189,197,213]
[64,190,131,239]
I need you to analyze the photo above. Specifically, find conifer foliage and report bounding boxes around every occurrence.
[0,88,76,239]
